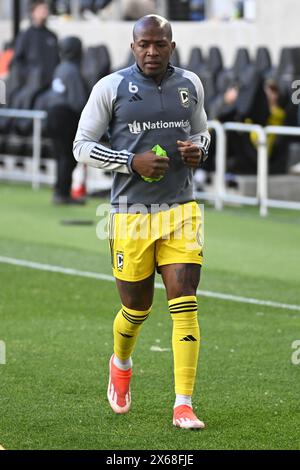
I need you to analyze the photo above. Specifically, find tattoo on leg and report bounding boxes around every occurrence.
[175,267,185,284]
[174,265,201,290]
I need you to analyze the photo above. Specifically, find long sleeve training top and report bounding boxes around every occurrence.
[74,63,211,207]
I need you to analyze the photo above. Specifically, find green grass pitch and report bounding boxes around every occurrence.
[0,182,299,450]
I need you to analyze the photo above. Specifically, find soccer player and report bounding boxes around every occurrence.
[73,15,210,429]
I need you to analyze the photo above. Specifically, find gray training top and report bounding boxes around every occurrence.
[73,63,211,208]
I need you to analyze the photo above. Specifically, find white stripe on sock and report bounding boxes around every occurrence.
[113,355,132,371]
[174,394,192,408]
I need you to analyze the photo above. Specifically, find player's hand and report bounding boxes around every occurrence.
[132,150,170,178]
[177,140,203,168]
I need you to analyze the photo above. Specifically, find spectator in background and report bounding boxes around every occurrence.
[36,36,87,114]
[209,80,239,123]
[12,0,59,90]
[260,78,286,158]
[206,72,290,175]
[227,76,288,174]
[35,37,88,204]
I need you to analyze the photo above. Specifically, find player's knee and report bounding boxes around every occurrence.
[116,275,155,310]
[122,299,153,311]
[169,287,198,299]
[120,287,153,310]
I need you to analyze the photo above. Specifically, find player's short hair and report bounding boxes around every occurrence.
[133,15,173,41]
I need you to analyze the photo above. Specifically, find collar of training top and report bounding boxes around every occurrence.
[133,62,175,81]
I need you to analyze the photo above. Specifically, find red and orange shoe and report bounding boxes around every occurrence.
[107,354,132,414]
[173,405,205,429]
[71,184,86,200]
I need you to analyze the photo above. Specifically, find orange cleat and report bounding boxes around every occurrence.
[173,405,205,429]
[107,354,132,414]
[71,184,87,200]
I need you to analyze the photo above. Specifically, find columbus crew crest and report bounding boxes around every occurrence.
[178,88,190,108]
[116,251,124,271]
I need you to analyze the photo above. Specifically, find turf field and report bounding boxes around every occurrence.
[0,182,299,450]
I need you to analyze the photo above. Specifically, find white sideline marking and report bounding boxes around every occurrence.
[150,346,171,352]
[0,255,300,312]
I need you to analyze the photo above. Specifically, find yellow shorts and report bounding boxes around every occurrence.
[108,201,203,282]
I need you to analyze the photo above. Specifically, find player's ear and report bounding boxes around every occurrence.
[171,42,176,52]
[130,42,134,52]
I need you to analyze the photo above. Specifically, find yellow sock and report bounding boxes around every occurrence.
[169,295,200,395]
[113,305,151,361]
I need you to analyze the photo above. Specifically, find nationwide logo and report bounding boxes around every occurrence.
[128,119,190,134]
